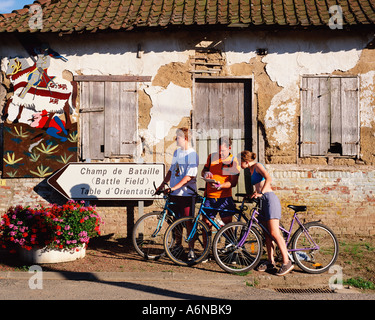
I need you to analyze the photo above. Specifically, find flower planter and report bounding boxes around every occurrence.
[1,201,102,262]
[19,245,86,264]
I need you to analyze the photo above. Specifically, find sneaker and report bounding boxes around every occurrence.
[276,260,294,276]
[257,261,276,272]
[202,254,213,263]
[230,253,238,265]
[187,249,196,261]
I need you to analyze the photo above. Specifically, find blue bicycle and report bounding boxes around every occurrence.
[132,184,177,260]
[163,188,249,266]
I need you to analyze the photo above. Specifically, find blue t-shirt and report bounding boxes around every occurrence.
[169,147,199,196]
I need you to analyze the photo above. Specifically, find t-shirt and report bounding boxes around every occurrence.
[204,152,240,199]
[169,147,199,196]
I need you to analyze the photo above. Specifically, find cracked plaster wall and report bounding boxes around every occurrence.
[262,33,370,164]
[1,30,375,166]
[1,30,375,236]
[224,31,374,165]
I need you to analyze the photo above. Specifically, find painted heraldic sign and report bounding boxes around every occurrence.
[47,163,165,200]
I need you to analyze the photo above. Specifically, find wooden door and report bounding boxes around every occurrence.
[193,78,252,194]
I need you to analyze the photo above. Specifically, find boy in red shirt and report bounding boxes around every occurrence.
[201,136,240,227]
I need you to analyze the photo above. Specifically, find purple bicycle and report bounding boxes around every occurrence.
[212,197,339,274]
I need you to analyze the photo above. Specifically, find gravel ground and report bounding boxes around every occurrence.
[1,234,374,290]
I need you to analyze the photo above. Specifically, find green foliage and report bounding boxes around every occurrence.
[344,277,375,290]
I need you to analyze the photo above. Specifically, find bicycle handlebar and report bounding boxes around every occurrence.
[152,181,172,196]
[153,181,261,206]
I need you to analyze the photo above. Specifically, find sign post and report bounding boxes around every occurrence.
[47,163,165,200]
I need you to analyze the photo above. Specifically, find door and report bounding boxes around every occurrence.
[193,78,252,194]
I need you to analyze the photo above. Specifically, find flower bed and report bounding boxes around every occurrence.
[0,200,103,262]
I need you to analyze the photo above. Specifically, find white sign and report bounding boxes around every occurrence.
[47,163,165,200]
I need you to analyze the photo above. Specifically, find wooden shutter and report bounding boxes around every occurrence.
[300,77,330,156]
[79,78,140,160]
[331,77,359,156]
[301,76,359,157]
[104,82,138,157]
[340,77,359,156]
[80,81,105,160]
[330,77,342,152]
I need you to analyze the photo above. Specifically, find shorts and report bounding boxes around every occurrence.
[203,197,236,219]
[259,192,281,221]
[169,195,195,219]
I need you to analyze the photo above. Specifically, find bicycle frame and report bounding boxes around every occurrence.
[151,195,177,238]
[240,205,320,253]
[185,193,249,243]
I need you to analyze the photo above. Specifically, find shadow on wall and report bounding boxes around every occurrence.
[0,30,370,62]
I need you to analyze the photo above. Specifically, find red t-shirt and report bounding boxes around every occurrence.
[204,152,240,198]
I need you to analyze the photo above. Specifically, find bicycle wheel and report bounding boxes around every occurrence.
[212,222,263,274]
[291,222,339,274]
[164,217,211,266]
[132,211,174,260]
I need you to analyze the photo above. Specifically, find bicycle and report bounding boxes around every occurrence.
[132,183,177,260]
[212,197,339,274]
[163,188,250,266]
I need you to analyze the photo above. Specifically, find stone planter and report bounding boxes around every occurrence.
[19,245,86,264]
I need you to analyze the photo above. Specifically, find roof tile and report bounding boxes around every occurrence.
[0,0,374,33]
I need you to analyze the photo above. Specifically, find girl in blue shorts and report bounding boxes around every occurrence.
[240,150,293,276]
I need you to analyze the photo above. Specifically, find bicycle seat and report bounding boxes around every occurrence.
[288,205,307,212]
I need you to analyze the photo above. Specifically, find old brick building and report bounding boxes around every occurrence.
[0,0,374,237]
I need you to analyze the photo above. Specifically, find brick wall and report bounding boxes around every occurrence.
[267,165,375,236]
[1,167,374,237]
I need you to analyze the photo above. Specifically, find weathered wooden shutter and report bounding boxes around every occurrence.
[79,77,142,160]
[301,76,359,157]
[104,82,138,157]
[330,77,359,156]
[80,81,105,160]
[300,77,330,156]
[340,77,359,156]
